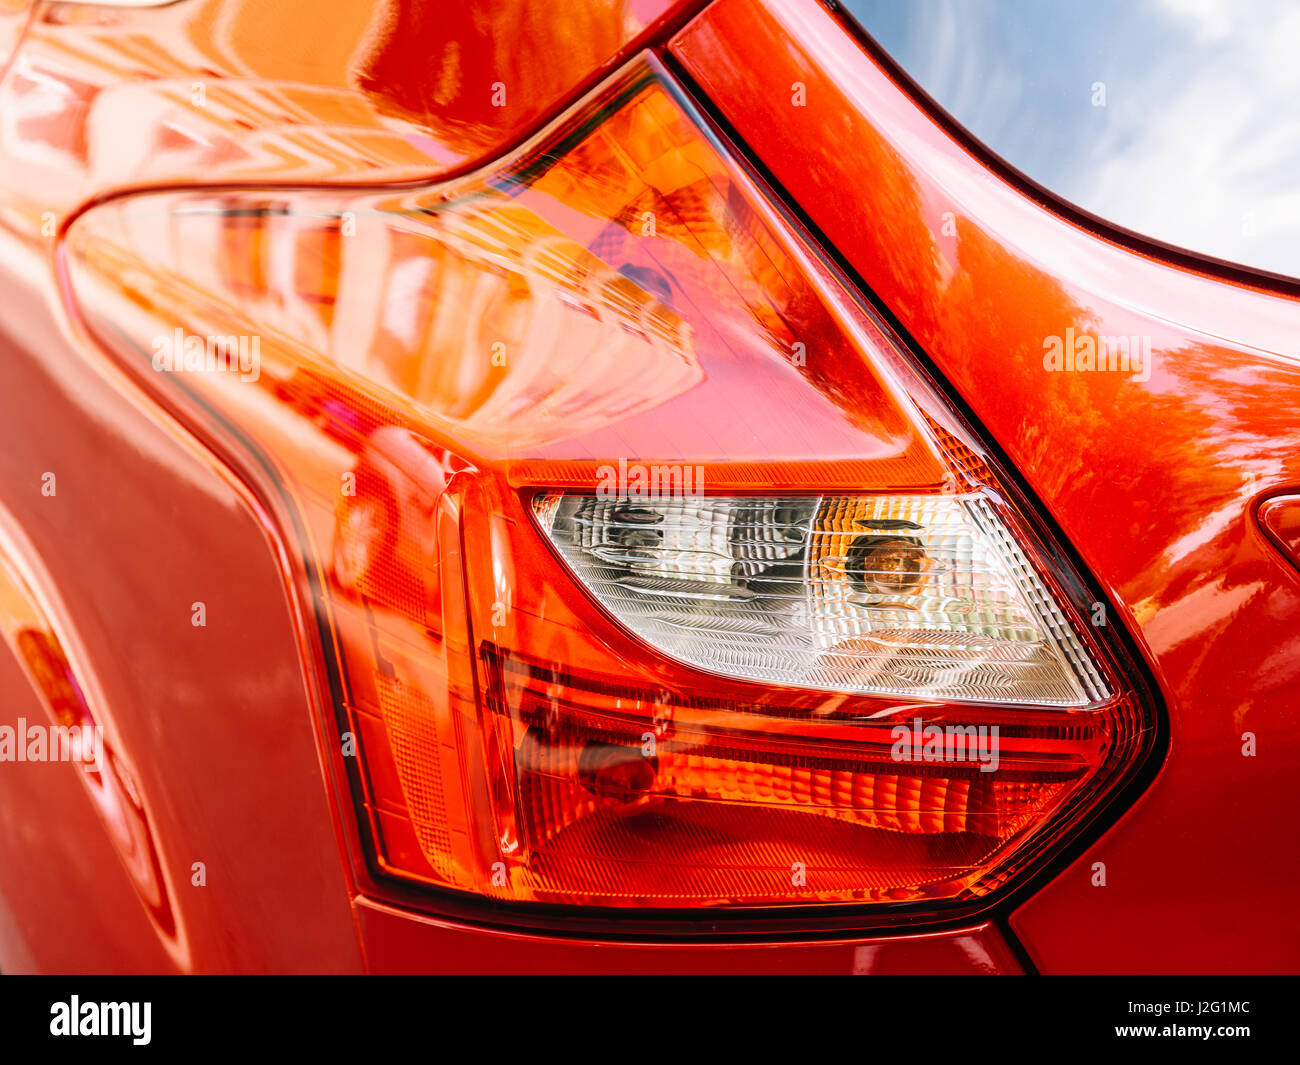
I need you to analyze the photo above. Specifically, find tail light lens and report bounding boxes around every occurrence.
[535,491,1108,705]
[63,59,1154,915]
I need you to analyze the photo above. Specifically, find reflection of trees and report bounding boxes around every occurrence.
[738,27,947,354]
[938,220,1103,502]
[939,221,1262,582]
[930,214,1300,669]
[1121,342,1299,606]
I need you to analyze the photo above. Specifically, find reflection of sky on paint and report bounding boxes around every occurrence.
[843,0,1300,279]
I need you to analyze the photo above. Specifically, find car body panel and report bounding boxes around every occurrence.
[0,0,1019,974]
[0,0,696,233]
[0,0,724,976]
[0,0,1294,973]
[0,238,363,973]
[672,0,1300,974]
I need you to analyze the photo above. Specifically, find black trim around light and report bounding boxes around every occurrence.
[659,44,1169,946]
[57,44,1169,952]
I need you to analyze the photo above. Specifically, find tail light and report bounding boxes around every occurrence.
[63,58,1155,916]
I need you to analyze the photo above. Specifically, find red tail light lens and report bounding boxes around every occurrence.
[63,59,1155,915]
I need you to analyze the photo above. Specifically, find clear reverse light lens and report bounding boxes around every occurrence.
[535,491,1109,707]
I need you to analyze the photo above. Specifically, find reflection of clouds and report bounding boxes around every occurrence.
[847,0,1300,277]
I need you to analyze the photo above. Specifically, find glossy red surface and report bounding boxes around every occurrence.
[0,0,697,236]
[0,0,1293,973]
[673,0,1300,973]
[0,0,1017,973]
[1258,494,1300,576]
[0,253,363,973]
[59,61,1152,914]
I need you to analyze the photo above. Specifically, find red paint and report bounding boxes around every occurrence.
[1257,494,1300,577]
[0,0,1013,973]
[0,0,1291,973]
[0,0,697,233]
[673,0,1300,973]
[60,61,1153,918]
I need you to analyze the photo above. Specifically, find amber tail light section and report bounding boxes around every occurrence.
[62,58,1155,915]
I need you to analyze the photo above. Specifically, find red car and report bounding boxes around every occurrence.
[0,0,1295,981]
